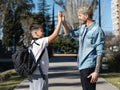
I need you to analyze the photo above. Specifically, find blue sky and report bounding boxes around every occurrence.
[33,0,62,15]
[33,0,113,32]
[98,0,113,32]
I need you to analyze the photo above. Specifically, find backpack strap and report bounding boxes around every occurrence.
[37,49,45,80]
[30,49,45,79]
[29,39,46,80]
[30,38,40,46]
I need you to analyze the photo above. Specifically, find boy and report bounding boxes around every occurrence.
[28,11,62,90]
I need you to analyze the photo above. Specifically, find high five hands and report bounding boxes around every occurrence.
[58,11,65,23]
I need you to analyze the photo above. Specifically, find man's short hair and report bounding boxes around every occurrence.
[78,5,93,18]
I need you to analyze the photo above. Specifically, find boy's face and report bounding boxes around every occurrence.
[37,28,45,38]
[32,28,45,38]
[78,13,88,24]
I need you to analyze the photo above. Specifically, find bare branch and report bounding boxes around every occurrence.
[54,0,98,29]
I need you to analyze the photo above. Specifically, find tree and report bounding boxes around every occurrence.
[37,0,52,37]
[37,0,50,16]
[19,0,52,45]
[52,35,77,54]
[47,3,55,36]
[54,0,97,29]
[0,0,34,47]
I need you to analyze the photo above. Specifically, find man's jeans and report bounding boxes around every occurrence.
[80,67,96,90]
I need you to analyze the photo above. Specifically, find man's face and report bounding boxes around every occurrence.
[78,13,88,24]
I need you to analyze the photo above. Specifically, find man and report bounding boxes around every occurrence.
[61,5,105,90]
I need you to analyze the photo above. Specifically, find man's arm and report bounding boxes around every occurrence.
[62,19,69,34]
[87,29,105,83]
[95,30,105,73]
[95,55,103,73]
[58,13,69,34]
[62,15,80,37]
[87,55,103,83]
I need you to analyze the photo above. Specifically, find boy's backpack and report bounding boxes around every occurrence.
[12,44,45,79]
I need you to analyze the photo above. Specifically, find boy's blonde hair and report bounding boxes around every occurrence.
[78,5,93,18]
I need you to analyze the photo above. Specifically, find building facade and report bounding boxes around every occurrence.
[111,0,120,36]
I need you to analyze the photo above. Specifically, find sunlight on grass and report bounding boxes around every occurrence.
[0,69,25,90]
[100,73,120,89]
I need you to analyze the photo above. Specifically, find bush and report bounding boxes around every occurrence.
[106,52,120,72]
[52,35,78,54]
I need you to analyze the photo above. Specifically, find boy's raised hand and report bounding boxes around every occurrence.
[59,11,65,24]
[58,11,62,22]
[48,11,62,44]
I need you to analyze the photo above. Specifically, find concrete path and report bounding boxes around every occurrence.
[14,56,119,90]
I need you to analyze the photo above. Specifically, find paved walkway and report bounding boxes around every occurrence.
[14,56,119,90]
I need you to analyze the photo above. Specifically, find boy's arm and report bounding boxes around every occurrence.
[48,11,62,44]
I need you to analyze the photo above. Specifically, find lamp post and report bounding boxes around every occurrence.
[99,0,101,27]
[46,21,49,37]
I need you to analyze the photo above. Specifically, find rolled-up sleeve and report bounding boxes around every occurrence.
[96,30,105,55]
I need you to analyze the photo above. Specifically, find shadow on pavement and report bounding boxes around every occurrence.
[49,66,77,72]
[49,82,81,87]
[49,69,80,79]
[97,81,107,84]
[49,56,77,63]
[15,85,29,89]
[48,56,81,88]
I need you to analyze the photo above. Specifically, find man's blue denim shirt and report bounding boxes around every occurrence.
[65,22,105,70]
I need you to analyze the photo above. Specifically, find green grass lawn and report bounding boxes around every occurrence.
[100,73,120,90]
[0,69,25,90]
